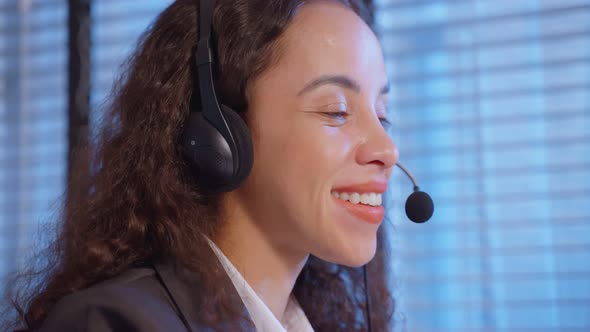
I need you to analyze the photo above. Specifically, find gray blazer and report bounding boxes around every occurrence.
[38,260,256,332]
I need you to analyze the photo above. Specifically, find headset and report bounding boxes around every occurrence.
[182,0,253,193]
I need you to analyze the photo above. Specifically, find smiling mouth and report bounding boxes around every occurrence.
[331,192,384,224]
[331,191,382,206]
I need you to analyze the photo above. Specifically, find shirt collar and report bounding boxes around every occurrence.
[205,237,314,332]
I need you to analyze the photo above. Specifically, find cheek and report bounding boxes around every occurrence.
[249,108,356,197]
[283,126,353,180]
[319,126,355,161]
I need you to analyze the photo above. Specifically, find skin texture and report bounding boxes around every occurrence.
[216,0,399,324]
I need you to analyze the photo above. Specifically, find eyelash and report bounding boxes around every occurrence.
[323,111,348,120]
[380,117,392,129]
[323,111,391,128]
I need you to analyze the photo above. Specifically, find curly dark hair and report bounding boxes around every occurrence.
[4,0,394,330]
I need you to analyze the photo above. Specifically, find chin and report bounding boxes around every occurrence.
[316,237,378,267]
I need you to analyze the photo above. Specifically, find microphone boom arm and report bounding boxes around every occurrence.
[396,162,419,191]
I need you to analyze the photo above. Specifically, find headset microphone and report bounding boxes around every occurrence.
[395,162,434,223]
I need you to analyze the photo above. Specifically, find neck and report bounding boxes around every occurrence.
[214,194,309,323]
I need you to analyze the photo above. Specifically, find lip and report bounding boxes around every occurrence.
[332,181,388,194]
[332,195,384,224]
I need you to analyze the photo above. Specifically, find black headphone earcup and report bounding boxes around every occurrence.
[219,105,253,188]
[182,111,232,190]
[186,0,253,193]
[182,106,253,192]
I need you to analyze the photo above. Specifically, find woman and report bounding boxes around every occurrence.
[7,0,397,330]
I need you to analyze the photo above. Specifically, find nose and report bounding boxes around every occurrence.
[355,116,399,170]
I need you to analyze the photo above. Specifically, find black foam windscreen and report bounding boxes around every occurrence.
[405,190,434,223]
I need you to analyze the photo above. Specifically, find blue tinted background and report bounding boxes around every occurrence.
[377,0,590,331]
[1,1,589,331]
[0,1,68,287]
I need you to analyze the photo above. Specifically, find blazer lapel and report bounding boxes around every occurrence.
[152,255,255,332]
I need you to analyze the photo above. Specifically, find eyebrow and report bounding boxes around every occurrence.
[297,74,390,97]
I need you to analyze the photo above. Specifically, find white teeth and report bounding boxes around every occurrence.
[360,193,370,204]
[331,191,383,206]
[350,193,360,204]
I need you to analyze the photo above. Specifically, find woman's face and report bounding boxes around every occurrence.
[234,1,398,266]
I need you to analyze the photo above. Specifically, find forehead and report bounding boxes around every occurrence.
[276,1,386,86]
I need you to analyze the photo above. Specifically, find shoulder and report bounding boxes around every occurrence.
[39,266,187,332]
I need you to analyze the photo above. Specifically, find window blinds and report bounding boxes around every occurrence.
[0,0,171,310]
[2,1,588,331]
[91,0,173,113]
[0,0,67,291]
[375,0,590,330]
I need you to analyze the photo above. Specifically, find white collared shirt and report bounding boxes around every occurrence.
[206,238,314,332]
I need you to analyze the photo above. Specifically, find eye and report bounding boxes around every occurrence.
[319,102,349,123]
[323,111,349,121]
[379,117,391,129]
